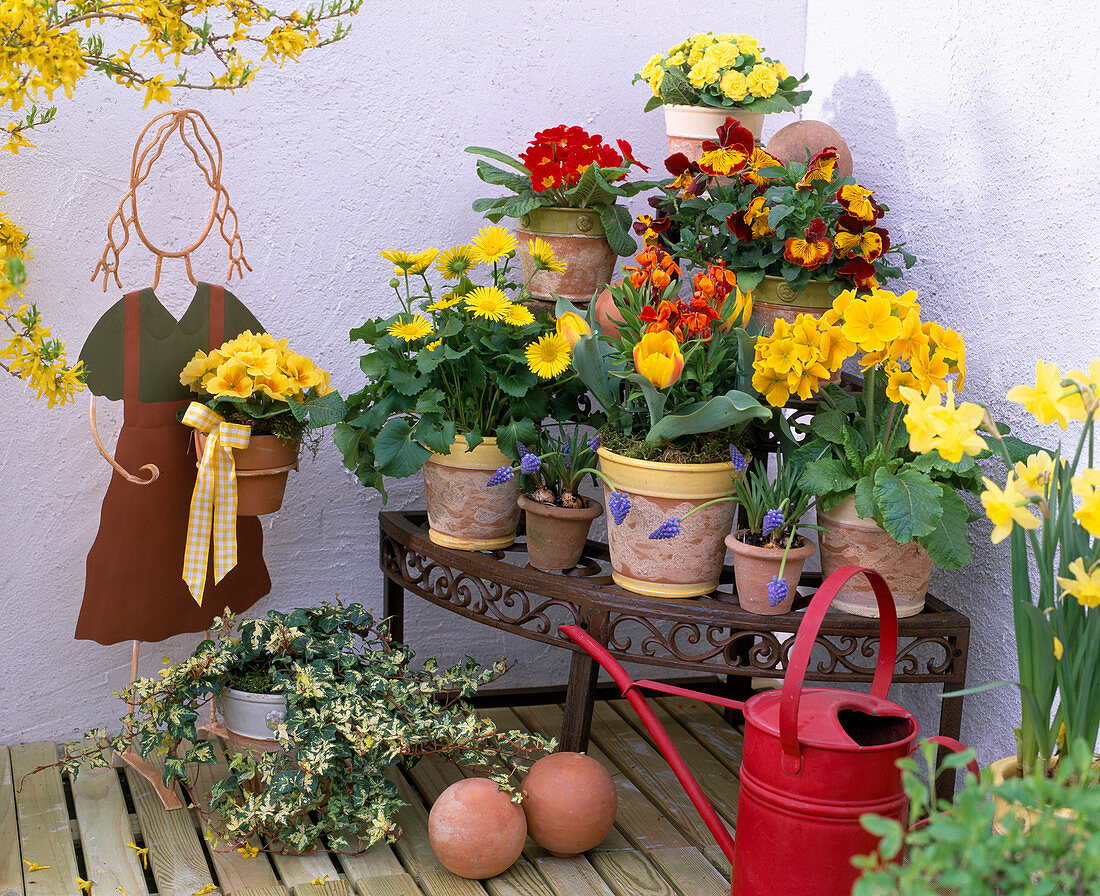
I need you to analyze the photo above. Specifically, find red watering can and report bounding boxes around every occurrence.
[561,565,973,896]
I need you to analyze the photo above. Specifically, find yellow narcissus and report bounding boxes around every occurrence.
[633,330,684,389]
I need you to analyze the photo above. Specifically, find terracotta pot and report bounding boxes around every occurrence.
[593,280,625,340]
[818,495,932,617]
[725,530,816,615]
[750,275,837,334]
[515,206,617,307]
[518,494,602,572]
[423,435,520,551]
[597,446,739,598]
[765,120,854,179]
[195,431,299,516]
[663,103,765,162]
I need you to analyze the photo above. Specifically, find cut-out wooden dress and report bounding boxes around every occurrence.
[75,282,271,645]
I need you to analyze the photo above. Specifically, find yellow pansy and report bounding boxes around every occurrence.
[981,475,1041,544]
[1057,558,1100,607]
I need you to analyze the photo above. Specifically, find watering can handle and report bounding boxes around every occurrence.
[779,565,899,773]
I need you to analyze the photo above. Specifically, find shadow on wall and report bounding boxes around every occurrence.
[811,72,1022,764]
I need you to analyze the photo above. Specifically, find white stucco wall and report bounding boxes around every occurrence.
[1,2,1096,770]
[0,1,806,743]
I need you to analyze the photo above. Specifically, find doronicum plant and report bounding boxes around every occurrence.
[61,603,554,855]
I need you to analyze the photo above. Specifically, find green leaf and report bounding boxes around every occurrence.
[571,334,621,419]
[374,417,432,479]
[918,484,972,569]
[872,467,942,544]
[496,195,547,220]
[800,458,858,500]
[645,390,770,444]
[643,94,664,113]
[626,373,669,432]
[496,368,536,398]
[657,66,697,106]
[599,203,636,257]
[387,368,425,397]
[563,164,619,209]
[472,196,508,214]
[494,418,538,457]
[464,145,531,174]
[810,409,849,446]
[474,159,531,192]
[854,475,877,520]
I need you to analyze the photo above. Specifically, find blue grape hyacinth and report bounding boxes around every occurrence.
[767,575,790,607]
[519,453,542,475]
[486,465,515,487]
[648,517,682,540]
[586,433,601,453]
[729,445,748,472]
[608,490,631,525]
[761,508,785,538]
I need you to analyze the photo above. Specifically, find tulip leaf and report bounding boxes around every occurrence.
[644,389,769,445]
[374,417,432,480]
[571,334,621,420]
[627,373,669,431]
[872,467,941,544]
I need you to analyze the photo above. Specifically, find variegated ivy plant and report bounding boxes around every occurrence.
[62,603,553,854]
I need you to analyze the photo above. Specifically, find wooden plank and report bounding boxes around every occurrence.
[69,750,149,896]
[290,881,355,896]
[10,743,80,896]
[607,699,742,825]
[235,889,291,896]
[481,709,632,853]
[0,747,24,896]
[588,850,677,896]
[480,861,556,896]
[355,874,424,896]
[125,759,217,896]
[645,847,729,896]
[267,849,341,889]
[531,857,614,896]
[511,705,692,853]
[188,741,281,893]
[385,770,487,896]
[656,697,745,773]
[584,702,732,849]
[333,840,405,881]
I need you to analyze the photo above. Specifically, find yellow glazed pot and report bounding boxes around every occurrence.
[423,436,520,551]
[597,446,738,598]
[663,103,765,162]
[988,756,1080,835]
[750,275,836,335]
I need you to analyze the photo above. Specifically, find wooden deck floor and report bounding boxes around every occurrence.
[3,698,742,896]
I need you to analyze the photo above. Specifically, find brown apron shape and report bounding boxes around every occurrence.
[76,284,271,644]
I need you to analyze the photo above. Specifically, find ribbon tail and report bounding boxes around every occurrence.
[183,458,217,606]
[211,447,240,585]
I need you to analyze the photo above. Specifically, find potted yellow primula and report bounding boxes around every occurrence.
[180,331,343,515]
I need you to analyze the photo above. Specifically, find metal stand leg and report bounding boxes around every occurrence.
[384,576,405,643]
[935,627,970,804]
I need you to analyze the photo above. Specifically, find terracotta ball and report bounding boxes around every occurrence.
[521,752,618,857]
[765,120,853,179]
[593,280,625,341]
[428,778,527,879]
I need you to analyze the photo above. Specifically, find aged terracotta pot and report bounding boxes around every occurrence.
[521,752,618,857]
[518,494,602,572]
[750,275,837,334]
[818,495,932,617]
[428,778,527,879]
[515,206,617,307]
[593,279,625,340]
[195,431,299,516]
[597,446,739,598]
[663,103,765,161]
[423,436,520,551]
[765,120,854,178]
[725,530,817,615]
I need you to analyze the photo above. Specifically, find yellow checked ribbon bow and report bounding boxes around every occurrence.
[182,402,251,606]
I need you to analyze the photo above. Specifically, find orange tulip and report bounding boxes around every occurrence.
[556,311,591,347]
[633,331,685,389]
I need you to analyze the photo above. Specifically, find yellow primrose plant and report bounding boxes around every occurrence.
[635,31,809,114]
[1,0,359,405]
[902,360,1100,775]
[758,286,1031,571]
[336,227,590,500]
[181,331,344,445]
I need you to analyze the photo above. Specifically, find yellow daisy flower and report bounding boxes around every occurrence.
[380,248,420,272]
[504,304,536,326]
[387,314,434,341]
[527,237,566,274]
[435,245,481,280]
[405,248,439,275]
[471,225,518,264]
[425,293,463,312]
[464,286,511,321]
[525,332,572,379]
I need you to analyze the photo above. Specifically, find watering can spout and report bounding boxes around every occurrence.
[559,624,737,864]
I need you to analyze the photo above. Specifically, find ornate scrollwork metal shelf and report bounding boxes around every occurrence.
[379,509,970,796]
